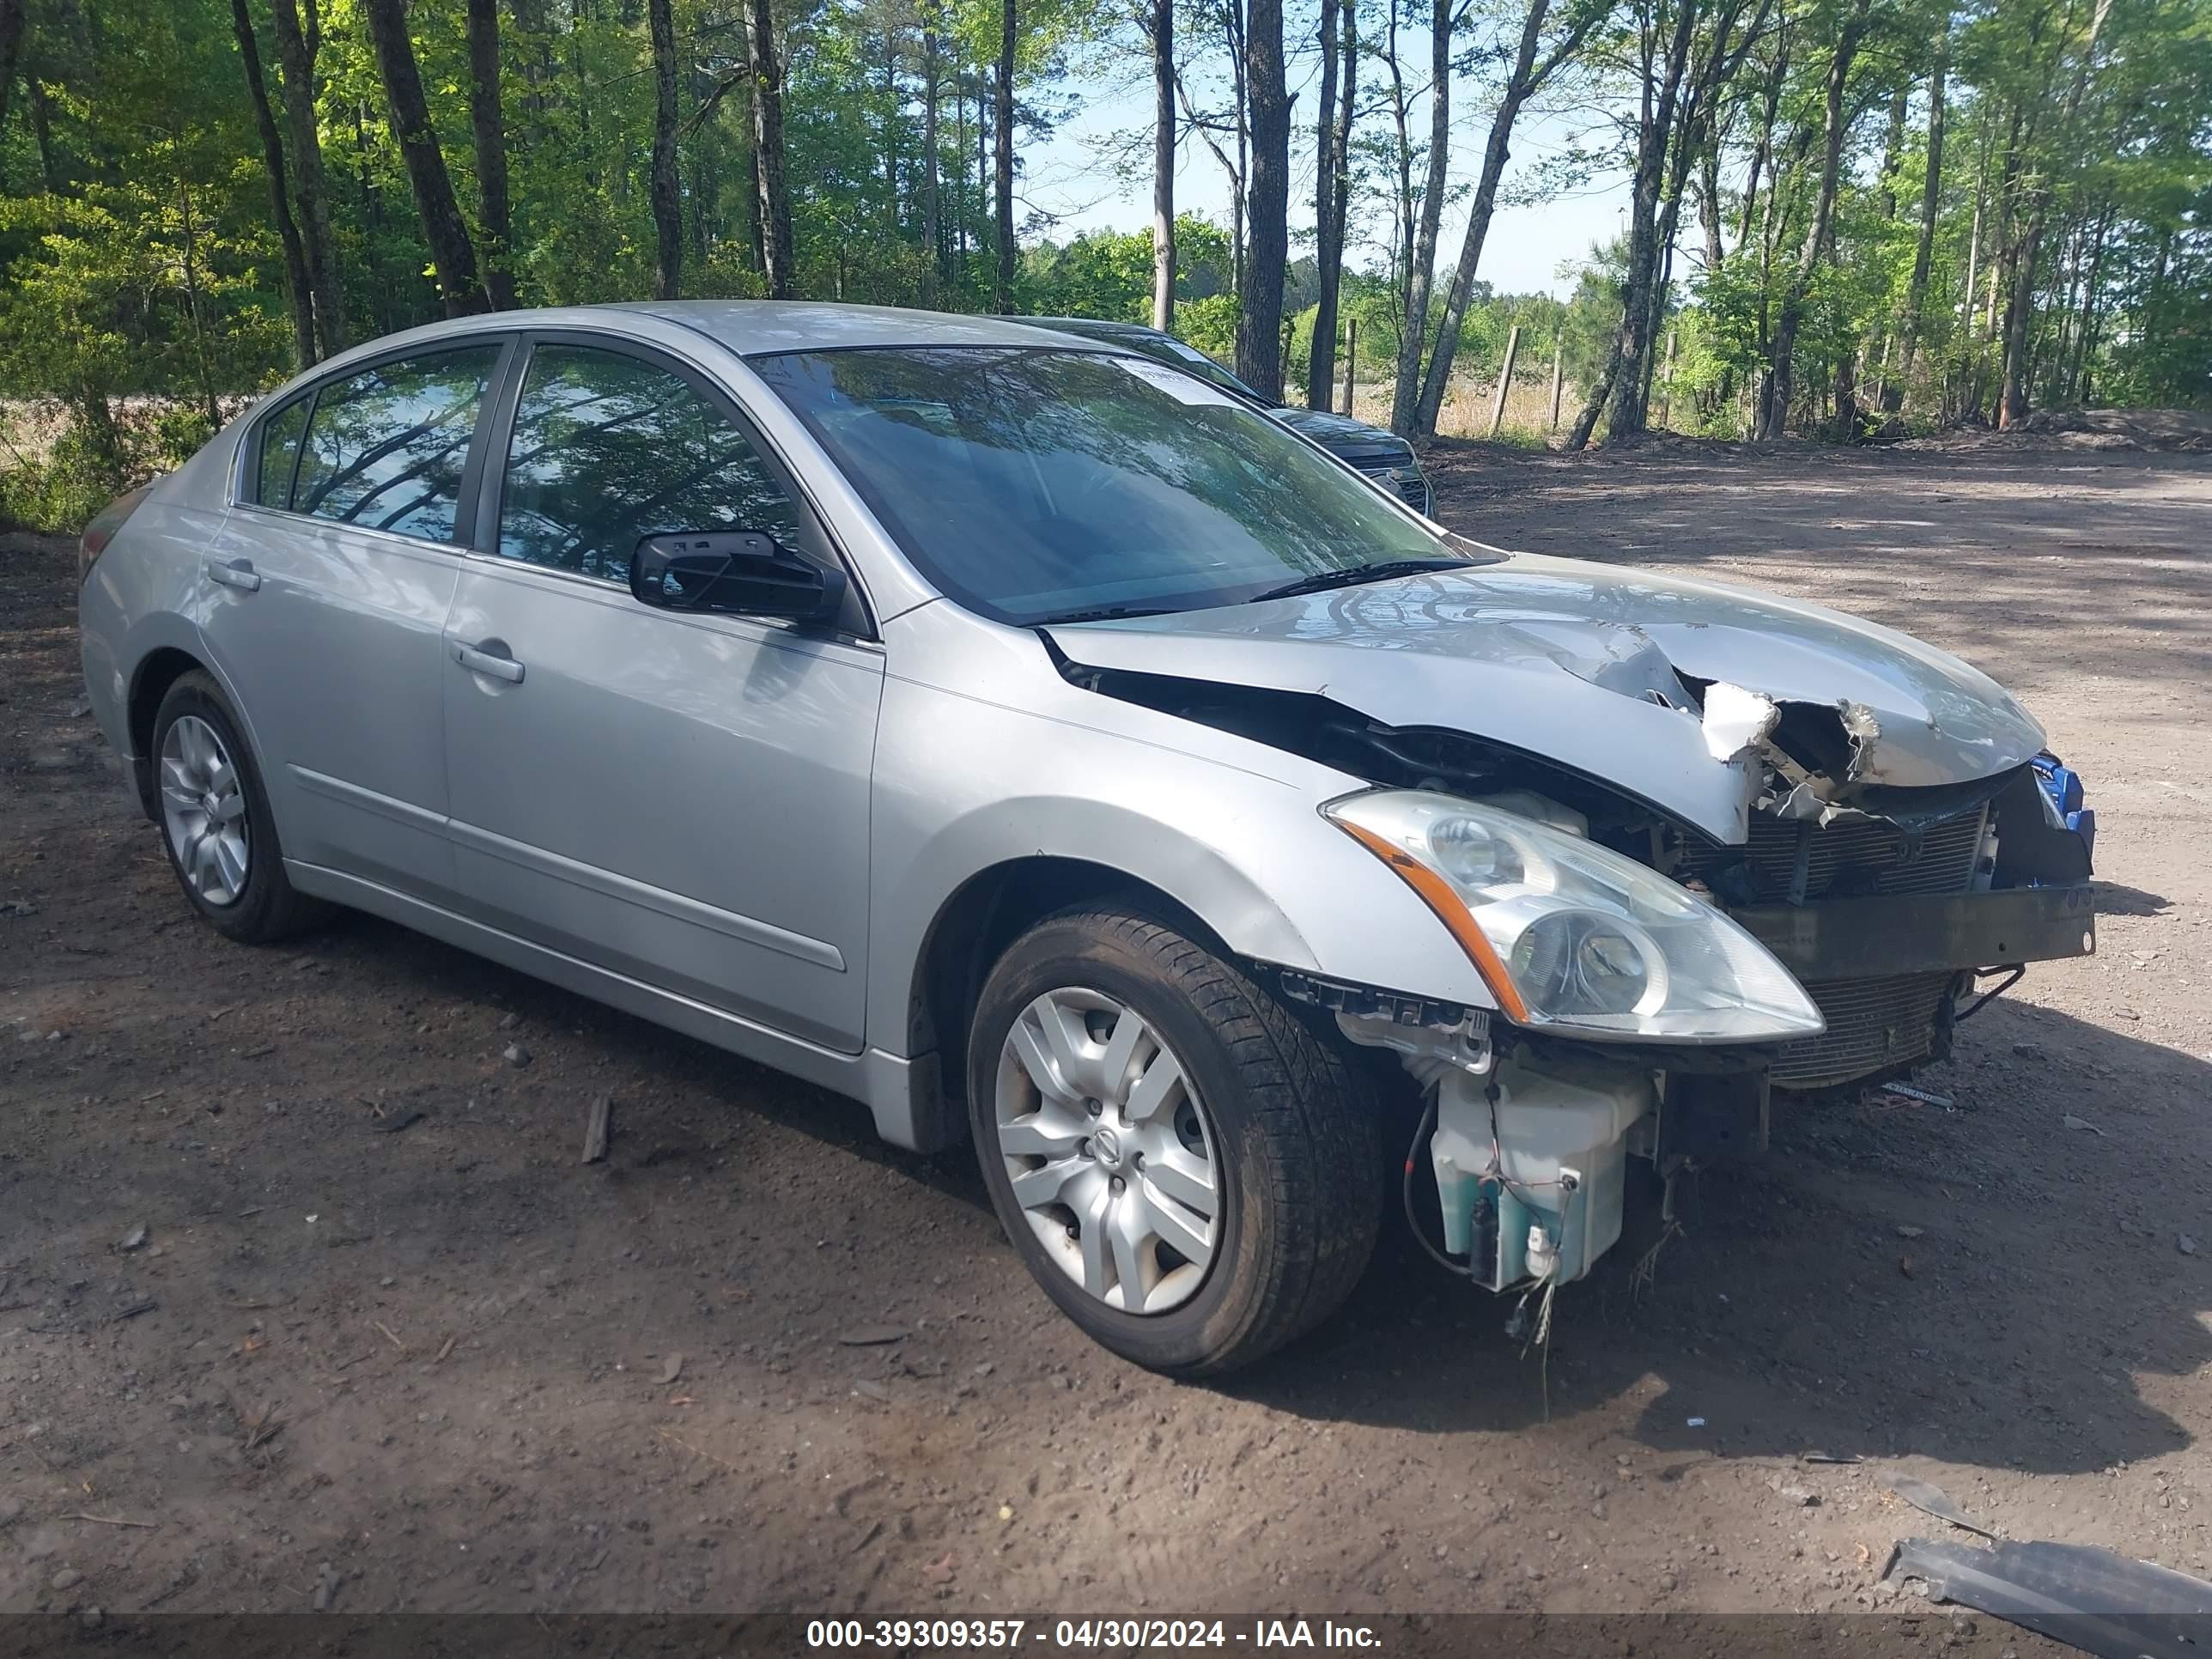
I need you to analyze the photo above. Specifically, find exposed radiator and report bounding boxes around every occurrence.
[1677,807,1987,1091]
[1770,969,1959,1091]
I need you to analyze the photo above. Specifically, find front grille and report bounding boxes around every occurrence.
[1771,970,1957,1090]
[1678,807,1986,903]
[1350,461,1429,507]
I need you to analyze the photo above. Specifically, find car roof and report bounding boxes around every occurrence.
[619,300,1127,356]
[269,302,1136,390]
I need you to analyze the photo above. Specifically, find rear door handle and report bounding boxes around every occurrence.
[453,640,525,684]
[205,557,261,592]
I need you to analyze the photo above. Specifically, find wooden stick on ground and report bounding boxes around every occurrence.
[581,1093,612,1164]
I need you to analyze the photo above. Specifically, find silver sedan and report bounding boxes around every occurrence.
[78,301,2094,1373]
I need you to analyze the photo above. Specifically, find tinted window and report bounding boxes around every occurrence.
[497,345,803,585]
[254,396,309,508]
[751,347,1480,625]
[293,346,501,542]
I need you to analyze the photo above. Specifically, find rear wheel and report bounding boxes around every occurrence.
[967,905,1381,1375]
[150,671,325,944]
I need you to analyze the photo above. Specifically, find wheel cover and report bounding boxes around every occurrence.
[159,714,251,908]
[994,987,1222,1315]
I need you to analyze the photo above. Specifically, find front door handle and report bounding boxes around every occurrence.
[205,557,261,592]
[453,640,526,684]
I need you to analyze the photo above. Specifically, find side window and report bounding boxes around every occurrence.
[498,344,805,586]
[293,346,502,542]
[253,396,309,508]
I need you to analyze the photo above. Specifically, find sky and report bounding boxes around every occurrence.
[1018,54,1639,299]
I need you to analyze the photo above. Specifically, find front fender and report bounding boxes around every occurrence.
[865,613,1495,1058]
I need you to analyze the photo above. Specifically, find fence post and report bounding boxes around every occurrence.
[1547,335,1565,430]
[1488,324,1522,437]
[1342,317,1357,416]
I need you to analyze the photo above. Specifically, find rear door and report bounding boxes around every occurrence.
[438,336,883,1053]
[198,342,508,900]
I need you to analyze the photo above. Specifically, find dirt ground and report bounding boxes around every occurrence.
[3,438,2209,1624]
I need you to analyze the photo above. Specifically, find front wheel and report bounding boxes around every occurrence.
[966,906,1381,1376]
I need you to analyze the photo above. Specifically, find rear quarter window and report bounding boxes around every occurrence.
[252,396,310,508]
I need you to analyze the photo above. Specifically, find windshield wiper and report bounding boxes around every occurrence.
[1243,557,1474,605]
[1033,603,1179,626]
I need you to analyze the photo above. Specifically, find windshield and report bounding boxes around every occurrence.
[750,346,1489,626]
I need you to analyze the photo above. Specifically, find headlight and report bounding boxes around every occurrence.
[1326,789,1826,1043]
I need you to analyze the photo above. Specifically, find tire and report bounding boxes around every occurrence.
[966,905,1382,1376]
[149,670,326,944]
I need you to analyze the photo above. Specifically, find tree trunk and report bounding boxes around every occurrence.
[0,0,26,144]
[1760,0,1869,440]
[922,22,943,291]
[648,0,681,299]
[466,0,519,307]
[1889,28,1944,410]
[1389,0,1456,434]
[994,0,1015,312]
[270,0,347,356]
[748,0,794,297]
[230,0,317,368]
[1305,0,1352,409]
[1236,0,1289,399]
[1150,0,1175,331]
[1586,0,1701,447]
[1735,21,1789,248]
[1413,0,1572,438]
[363,0,489,315]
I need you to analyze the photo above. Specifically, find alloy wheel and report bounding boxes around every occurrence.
[994,987,1221,1315]
[159,714,251,907]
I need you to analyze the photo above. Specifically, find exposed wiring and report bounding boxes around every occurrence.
[1402,1092,1475,1278]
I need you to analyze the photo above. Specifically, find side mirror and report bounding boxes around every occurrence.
[629,530,848,625]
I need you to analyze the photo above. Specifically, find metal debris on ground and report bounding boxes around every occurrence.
[838,1325,908,1346]
[117,1226,148,1251]
[1887,1534,2212,1659]
[580,1093,612,1164]
[1890,1474,2002,1540]
[659,1352,684,1385]
[2062,1113,2107,1135]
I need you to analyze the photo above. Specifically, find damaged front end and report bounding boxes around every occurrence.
[1047,556,2100,1297]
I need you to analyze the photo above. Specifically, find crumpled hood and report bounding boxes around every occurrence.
[1046,552,2045,843]
[1271,406,1410,456]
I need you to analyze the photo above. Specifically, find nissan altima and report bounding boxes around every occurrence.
[77,301,2096,1374]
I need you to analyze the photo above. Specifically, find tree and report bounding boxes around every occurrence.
[467,0,519,307]
[1389,0,1463,434]
[268,0,346,355]
[1887,21,1943,410]
[1412,0,1605,438]
[994,0,1015,310]
[1149,0,1174,330]
[228,0,317,366]
[649,0,682,299]
[362,0,487,315]
[1305,0,1353,410]
[748,0,795,298]
[1235,0,1287,398]
[1760,0,1870,440]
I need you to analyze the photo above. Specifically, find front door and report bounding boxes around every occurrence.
[439,339,882,1053]
[197,343,507,900]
